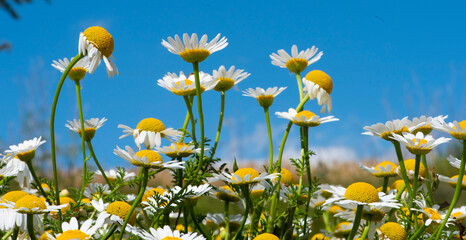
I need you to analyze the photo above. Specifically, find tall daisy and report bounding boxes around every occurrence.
[431,118,466,140]
[270,45,323,73]
[66,117,107,141]
[119,118,182,149]
[114,145,184,169]
[362,117,410,141]
[157,71,216,96]
[47,217,104,240]
[302,70,333,113]
[407,115,447,135]
[275,108,339,127]
[242,87,286,108]
[155,142,204,159]
[212,65,250,92]
[4,137,46,162]
[91,198,136,226]
[78,26,118,77]
[161,33,228,63]
[390,132,450,155]
[358,161,398,178]
[210,168,278,187]
[51,56,91,81]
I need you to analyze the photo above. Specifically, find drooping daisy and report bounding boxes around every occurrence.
[359,161,398,178]
[46,217,104,240]
[78,26,118,77]
[157,71,217,96]
[214,185,240,202]
[270,45,323,74]
[65,117,107,141]
[96,169,136,182]
[242,87,287,108]
[377,222,407,240]
[91,198,136,225]
[0,155,32,188]
[276,108,339,127]
[212,65,250,92]
[390,132,450,155]
[155,142,204,159]
[114,146,184,169]
[162,33,228,63]
[395,159,426,180]
[407,115,447,135]
[210,168,278,186]
[135,225,206,240]
[302,70,333,113]
[431,118,466,140]
[362,117,410,141]
[4,137,46,162]
[118,118,182,149]
[438,174,466,190]
[51,56,91,81]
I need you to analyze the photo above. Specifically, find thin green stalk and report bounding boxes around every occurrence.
[347,205,364,240]
[392,141,414,196]
[359,222,371,240]
[224,201,230,240]
[302,127,312,234]
[385,183,406,222]
[435,141,466,239]
[50,53,83,227]
[322,211,331,232]
[296,72,303,101]
[27,214,37,240]
[87,141,113,190]
[188,207,210,240]
[11,227,19,240]
[183,96,198,146]
[211,91,225,158]
[26,161,51,204]
[410,223,427,240]
[1,228,14,240]
[297,127,306,196]
[382,177,389,194]
[422,154,434,206]
[102,224,118,240]
[234,188,251,239]
[407,154,421,231]
[192,62,205,173]
[119,167,149,240]
[264,107,274,174]
[179,110,190,142]
[75,80,88,204]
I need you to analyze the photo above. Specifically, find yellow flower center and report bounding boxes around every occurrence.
[390,179,409,191]
[311,233,330,240]
[344,182,379,203]
[380,126,409,141]
[15,194,46,211]
[175,224,193,232]
[39,230,53,240]
[372,161,398,177]
[83,26,114,58]
[1,191,29,203]
[57,197,75,213]
[214,77,235,92]
[136,118,166,133]
[134,150,163,167]
[329,205,344,215]
[305,70,333,94]
[412,124,432,135]
[171,79,205,96]
[452,212,463,219]
[424,208,441,221]
[179,48,210,63]
[451,120,466,140]
[379,222,407,240]
[253,233,279,240]
[142,188,167,202]
[233,168,260,184]
[256,95,275,108]
[56,230,89,240]
[292,110,320,127]
[403,159,426,178]
[275,168,294,186]
[68,67,87,82]
[106,201,136,224]
[165,143,192,158]
[412,138,428,146]
[215,186,239,202]
[77,128,97,142]
[161,237,182,240]
[16,149,35,162]
[285,58,308,73]
[448,175,466,190]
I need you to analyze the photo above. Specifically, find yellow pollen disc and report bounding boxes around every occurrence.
[15,194,46,210]
[344,182,379,203]
[233,168,259,184]
[39,230,53,240]
[215,186,239,202]
[373,161,398,177]
[256,95,275,108]
[424,208,441,221]
[412,138,428,146]
[77,128,97,142]
[135,150,163,166]
[57,197,75,213]
[381,127,410,141]
[56,230,89,240]
[68,67,87,82]
[448,175,466,190]
[83,26,114,58]
[451,120,466,140]
[2,191,29,203]
[379,222,407,240]
[214,77,235,92]
[329,205,344,215]
[412,125,432,135]
[403,159,426,178]
[275,168,295,186]
[250,189,265,199]
[390,180,409,191]
[179,48,210,63]
[253,233,279,240]
[311,233,330,240]
[321,190,333,198]
[136,118,166,133]
[170,143,188,149]
[161,237,182,240]
[285,58,308,73]
[142,188,167,202]
[106,201,136,224]
[16,149,35,162]
[305,70,333,94]
[452,212,463,218]
[293,110,319,127]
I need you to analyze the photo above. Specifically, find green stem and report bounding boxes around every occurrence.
[183,96,198,146]
[119,167,149,240]
[264,107,274,174]
[392,141,414,196]
[435,141,466,239]
[382,177,389,194]
[347,205,364,240]
[1,228,14,240]
[385,183,406,222]
[50,53,83,228]
[296,72,303,101]
[224,201,230,240]
[179,110,190,142]
[422,154,434,206]
[234,188,251,239]
[359,222,371,240]
[302,127,312,235]
[27,214,37,240]
[188,207,210,240]
[408,155,421,222]
[75,80,88,204]
[87,141,113,190]
[410,223,427,240]
[102,224,118,240]
[11,227,19,240]
[192,62,205,173]
[26,161,51,204]
[211,91,225,159]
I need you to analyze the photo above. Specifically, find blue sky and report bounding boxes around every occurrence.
[1,0,465,169]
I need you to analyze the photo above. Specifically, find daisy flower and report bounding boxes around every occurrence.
[162,33,228,63]
[362,117,410,141]
[438,174,466,190]
[447,155,464,169]
[275,108,339,127]
[0,155,32,188]
[302,70,333,113]
[407,115,447,135]
[396,159,426,180]
[254,233,280,240]
[0,194,66,216]
[155,142,204,159]
[96,169,136,181]
[65,117,107,141]
[333,221,353,238]
[84,183,111,199]
[114,145,184,169]
[78,26,118,77]
[431,117,466,140]
[205,213,244,231]
[171,184,212,200]
[118,118,182,149]
[242,87,287,108]
[390,132,450,155]
[209,168,278,186]
[157,71,217,96]
[272,168,295,186]
[212,65,250,92]
[270,45,323,73]
[0,191,29,231]
[135,225,206,240]
[91,198,136,225]
[51,56,91,81]
[377,222,407,240]
[4,137,46,162]
[47,217,104,240]
[451,206,466,221]
[214,185,240,202]
[414,198,453,227]
[359,161,398,178]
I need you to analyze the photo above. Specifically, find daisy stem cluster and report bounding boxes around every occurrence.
[183,96,198,146]
[264,106,274,173]
[192,62,206,173]
[348,204,364,240]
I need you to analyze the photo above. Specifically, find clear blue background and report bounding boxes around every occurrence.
[1,0,465,169]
